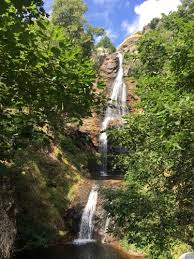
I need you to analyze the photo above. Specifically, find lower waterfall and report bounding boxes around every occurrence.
[74,185,98,243]
[99,52,127,176]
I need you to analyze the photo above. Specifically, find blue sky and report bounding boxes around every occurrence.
[43,0,181,46]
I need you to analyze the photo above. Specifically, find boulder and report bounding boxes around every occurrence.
[179,253,194,259]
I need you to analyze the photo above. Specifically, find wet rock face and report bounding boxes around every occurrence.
[93,195,108,242]
[99,53,119,81]
[118,34,141,54]
[81,34,141,148]
[63,205,83,236]
[80,53,120,147]
[79,114,101,148]
[118,34,141,77]
[0,177,16,259]
[99,53,120,100]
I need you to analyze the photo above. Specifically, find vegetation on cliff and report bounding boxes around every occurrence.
[95,36,116,54]
[104,1,194,258]
[14,132,96,250]
[0,0,104,256]
[0,0,104,162]
[2,0,194,258]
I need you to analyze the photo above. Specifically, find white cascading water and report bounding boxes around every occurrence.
[99,52,127,176]
[102,217,111,243]
[74,185,98,243]
[74,53,126,246]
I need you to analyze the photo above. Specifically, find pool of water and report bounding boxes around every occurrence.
[14,242,131,259]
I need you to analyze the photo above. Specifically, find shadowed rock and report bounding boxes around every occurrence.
[0,175,16,259]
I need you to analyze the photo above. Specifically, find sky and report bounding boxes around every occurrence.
[43,0,182,47]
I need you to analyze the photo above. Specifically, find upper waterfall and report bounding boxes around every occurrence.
[99,52,127,176]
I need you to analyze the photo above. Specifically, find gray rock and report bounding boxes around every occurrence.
[179,252,194,259]
[100,54,119,80]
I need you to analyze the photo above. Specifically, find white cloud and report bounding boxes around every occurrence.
[121,20,138,35]
[122,0,181,35]
[90,0,120,43]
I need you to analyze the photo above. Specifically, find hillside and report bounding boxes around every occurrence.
[0,0,194,259]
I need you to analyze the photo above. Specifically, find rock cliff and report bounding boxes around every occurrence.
[80,33,141,145]
[118,33,141,54]
[80,52,120,146]
[0,175,16,259]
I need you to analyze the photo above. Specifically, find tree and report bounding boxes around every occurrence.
[51,0,104,55]
[104,2,194,258]
[52,0,87,37]
[0,0,101,161]
[0,0,105,252]
[95,36,116,53]
[0,0,46,19]
[148,17,160,29]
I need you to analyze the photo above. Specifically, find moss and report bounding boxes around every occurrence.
[13,134,95,250]
[171,241,193,258]
[120,238,146,256]
[120,238,194,259]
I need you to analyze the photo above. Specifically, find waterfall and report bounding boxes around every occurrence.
[102,217,111,243]
[99,52,127,176]
[75,185,98,243]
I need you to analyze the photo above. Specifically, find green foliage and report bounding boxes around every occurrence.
[14,131,94,248]
[52,0,87,35]
[0,0,46,19]
[15,151,75,248]
[51,0,105,55]
[0,0,101,161]
[104,2,194,258]
[148,17,160,30]
[0,0,102,250]
[95,36,116,53]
